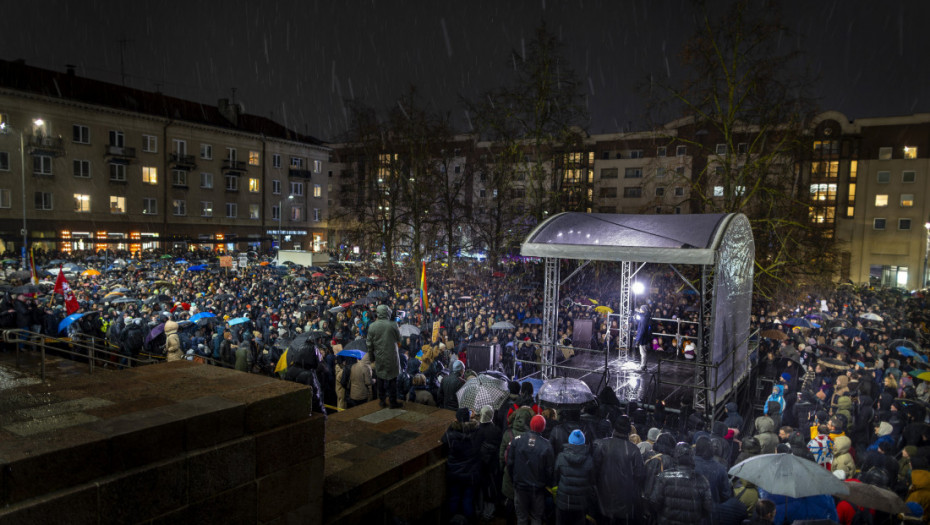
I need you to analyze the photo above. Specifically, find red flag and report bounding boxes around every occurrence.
[54,268,80,315]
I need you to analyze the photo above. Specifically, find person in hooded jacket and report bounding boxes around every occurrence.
[734,435,762,466]
[764,385,786,418]
[507,414,554,525]
[592,415,645,524]
[442,407,481,519]
[850,394,874,451]
[649,442,713,525]
[906,469,930,518]
[642,432,678,511]
[553,429,594,525]
[832,435,856,477]
[500,406,535,507]
[724,401,743,432]
[366,304,402,408]
[694,435,732,504]
[709,421,733,467]
[754,415,779,454]
[164,320,182,361]
[439,360,465,411]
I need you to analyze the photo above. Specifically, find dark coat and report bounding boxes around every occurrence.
[507,430,554,491]
[366,305,401,380]
[438,373,465,410]
[592,435,645,518]
[649,466,714,525]
[442,420,480,483]
[553,442,594,511]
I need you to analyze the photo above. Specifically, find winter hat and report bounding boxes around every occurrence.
[479,405,494,424]
[877,421,893,436]
[612,415,632,436]
[530,414,546,433]
[907,501,924,517]
[455,407,471,423]
[905,445,919,458]
[452,360,465,374]
[647,427,661,442]
[780,372,791,383]
[568,429,586,445]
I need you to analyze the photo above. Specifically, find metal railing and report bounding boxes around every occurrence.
[2,329,158,381]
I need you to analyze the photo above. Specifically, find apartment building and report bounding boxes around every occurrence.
[0,59,329,255]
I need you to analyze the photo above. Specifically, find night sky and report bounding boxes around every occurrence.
[3,0,928,142]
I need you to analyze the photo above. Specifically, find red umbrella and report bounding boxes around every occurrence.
[492,271,505,278]
[312,272,325,278]
[341,302,353,308]
[170,302,191,312]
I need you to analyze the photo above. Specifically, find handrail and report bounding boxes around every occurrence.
[2,329,158,381]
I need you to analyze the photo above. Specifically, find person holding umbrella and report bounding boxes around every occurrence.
[367,304,402,409]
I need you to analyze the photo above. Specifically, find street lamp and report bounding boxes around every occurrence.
[278,194,294,251]
[0,118,41,269]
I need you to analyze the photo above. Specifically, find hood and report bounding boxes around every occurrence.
[561,443,589,463]
[712,421,728,437]
[511,406,534,434]
[654,432,677,455]
[755,415,775,433]
[835,396,852,411]
[376,304,391,319]
[859,395,873,409]
[695,436,714,459]
[742,437,761,455]
[912,469,930,490]
[834,435,852,455]
[726,402,738,413]
[835,375,849,388]
[165,320,179,335]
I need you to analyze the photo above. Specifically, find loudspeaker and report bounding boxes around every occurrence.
[466,342,500,373]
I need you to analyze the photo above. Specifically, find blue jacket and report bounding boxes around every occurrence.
[764,385,786,415]
[757,490,838,525]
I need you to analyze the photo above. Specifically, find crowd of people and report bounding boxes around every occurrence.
[4,248,930,524]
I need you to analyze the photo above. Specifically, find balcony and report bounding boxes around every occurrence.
[105,144,136,159]
[222,159,247,173]
[28,135,65,157]
[170,153,197,170]
[288,168,314,179]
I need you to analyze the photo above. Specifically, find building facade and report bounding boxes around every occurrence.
[0,60,329,256]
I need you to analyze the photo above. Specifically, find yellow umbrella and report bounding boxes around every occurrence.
[82,268,101,276]
[594,305,613,314]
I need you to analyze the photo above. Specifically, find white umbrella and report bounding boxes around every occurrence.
[728,453,849,498]
[399,324,420,338]
[490,321,515,330]
[859,312,884,322]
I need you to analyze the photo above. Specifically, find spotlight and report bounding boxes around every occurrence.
[632,281,645,295]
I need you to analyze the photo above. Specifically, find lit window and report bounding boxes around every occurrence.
[290,207,302,221]
[143,166,158,185]
[200,201,213,217]
[249,178,260,192]
[901,194,914,207]
[873,218,886,230]
[313,159,322,172]
[249,204,260,219]
[249,151,260,166]
[713,186,724,197]
[313,184,321,198]
[73,193,91,212]
[875,195,889,207]
[878,147,892,160]
[904,146,917,159]
[110,196,125,213]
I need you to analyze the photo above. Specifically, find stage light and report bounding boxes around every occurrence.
[632,281,645,295]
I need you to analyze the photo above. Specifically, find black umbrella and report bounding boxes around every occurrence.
[355,297,375,306]
[214,294,235,301]
[9,270,32,281]
[367,290,389,299]
[11,284,41,294]
[344,337,368,352]
[307,330,329,341]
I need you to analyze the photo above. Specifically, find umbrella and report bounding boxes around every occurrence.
[818,357,850,370]
[859,312,884,322]
[298,305,316,313]
[307,266,324,272]
[337,348,366,360]
[537,377,595,407]
[145,323,166,344]
[728,453,849,498]
[840,327,869,340]
[367,290,389,299]
[593,306,613,314]
[214,294,234,301]
[159,254,173,259]
[456,374,510,411]
[490,321,515,330]
[228,317,250,326]
[783,317,813,328]
[888,339,923,354]
[354,297,375,306]
[112,297,138,304]
[896,346,921,358]
[11,284,41,294]
[344,338,368,352]
[523,317,543,325]
[307,330,329,341]
[329,306,345,314]
[187,265,208,272]
[311,272,325,278]
[58,313,84,334]
[174,259,188,265]
[908,370,930,382]
[9,270,32,280]
[81,268,101,276]
[399,324,420,337]
[833,481,908,515]
[189,312,216,323]
[760,329,788,341]
[287,332,313,353]
[492,271,505,278]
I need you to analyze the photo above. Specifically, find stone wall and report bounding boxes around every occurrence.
[0,360,324,524]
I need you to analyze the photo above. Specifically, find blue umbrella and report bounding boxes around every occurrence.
[228,317,250,326]
[187,264,208,272]
[896,346,920,358]
[523,317,543,325]
[58,313,84,334]
[840,327,869,340]
[783,317,812,328]
[190,312,216,322]
[175,259,188,264]
[337,349,366,360]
